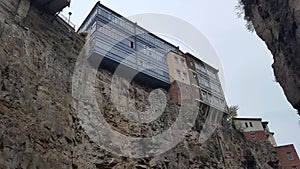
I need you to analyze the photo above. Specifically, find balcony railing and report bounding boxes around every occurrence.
[59,13,76,29]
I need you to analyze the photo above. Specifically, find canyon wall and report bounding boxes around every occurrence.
[0,0,280,168]
[240,0,300,115]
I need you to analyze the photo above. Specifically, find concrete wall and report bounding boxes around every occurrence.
[167,51,190,85]
[268,134,277,147]
[235,119,264,132]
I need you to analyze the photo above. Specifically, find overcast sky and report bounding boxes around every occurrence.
[62,0,300,154]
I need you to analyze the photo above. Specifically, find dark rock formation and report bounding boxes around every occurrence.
[0,0,280,168]
[240,0,300,115]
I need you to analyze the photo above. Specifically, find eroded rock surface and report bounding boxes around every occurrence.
[0,0,280,168]
[240,0,300,115]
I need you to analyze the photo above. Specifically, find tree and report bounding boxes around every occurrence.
[227,105,239,126]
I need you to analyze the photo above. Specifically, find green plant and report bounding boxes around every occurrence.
[227,105,239,127]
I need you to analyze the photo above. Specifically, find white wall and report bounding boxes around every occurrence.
[235,120,264,132]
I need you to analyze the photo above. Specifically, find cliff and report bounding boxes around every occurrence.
[239,0,300,115]
[0,0,279,168]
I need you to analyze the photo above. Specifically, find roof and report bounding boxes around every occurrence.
[184,52,219,72]
[232,117,262,121]
[275,144,295,148]
[77,2,183,54]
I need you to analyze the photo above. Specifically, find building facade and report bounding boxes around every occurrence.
[78,2,182,88]
[167,51,190,85]
[233,117,277,146]
[78,2,229,120]
[184,53,227,113]
[262,121,277,146]
[276,144,300,169]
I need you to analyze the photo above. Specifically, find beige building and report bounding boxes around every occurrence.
[167,51,191,85]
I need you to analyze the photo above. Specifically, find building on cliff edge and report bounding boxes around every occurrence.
[233,117,276,146]
[77,2,229,120]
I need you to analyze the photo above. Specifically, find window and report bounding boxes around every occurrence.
[287,152,294,160]
[201,90,207,100]
[139,60,143,67]
[130,41,134,49]
[176,69,181,78]
[193,73,197,79]
[91,22,97,34]
[250,133,256,139]
[207,69,217,79]
[249,122,253,127]
[207,93,212,103]
[211,83,221,93]
[180,59,185,66]
[175,57,179,64]
[213,96,219,104]
[195,62,201,71]
[183,72,188,81]
[163,71,169,77]
[245,122,249,128]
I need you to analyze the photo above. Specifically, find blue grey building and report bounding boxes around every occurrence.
[78,2,182,88]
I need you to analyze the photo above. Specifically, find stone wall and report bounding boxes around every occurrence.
[0,0,280,168]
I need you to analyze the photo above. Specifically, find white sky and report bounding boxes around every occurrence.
[62,0,300,154]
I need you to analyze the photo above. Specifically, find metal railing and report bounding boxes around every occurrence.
[58,13,76,29]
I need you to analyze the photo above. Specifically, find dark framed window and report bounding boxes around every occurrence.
[249,122,253,127]
[287,152,294,160]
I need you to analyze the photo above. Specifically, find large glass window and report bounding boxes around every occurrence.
[211,83,221,93]
[199,76,210,88]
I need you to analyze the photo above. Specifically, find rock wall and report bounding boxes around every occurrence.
[0,0,280,168]
[240,0,300,115]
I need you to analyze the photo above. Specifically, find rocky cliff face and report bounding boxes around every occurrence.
[0,0,279,168]
[240,0,300,115]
